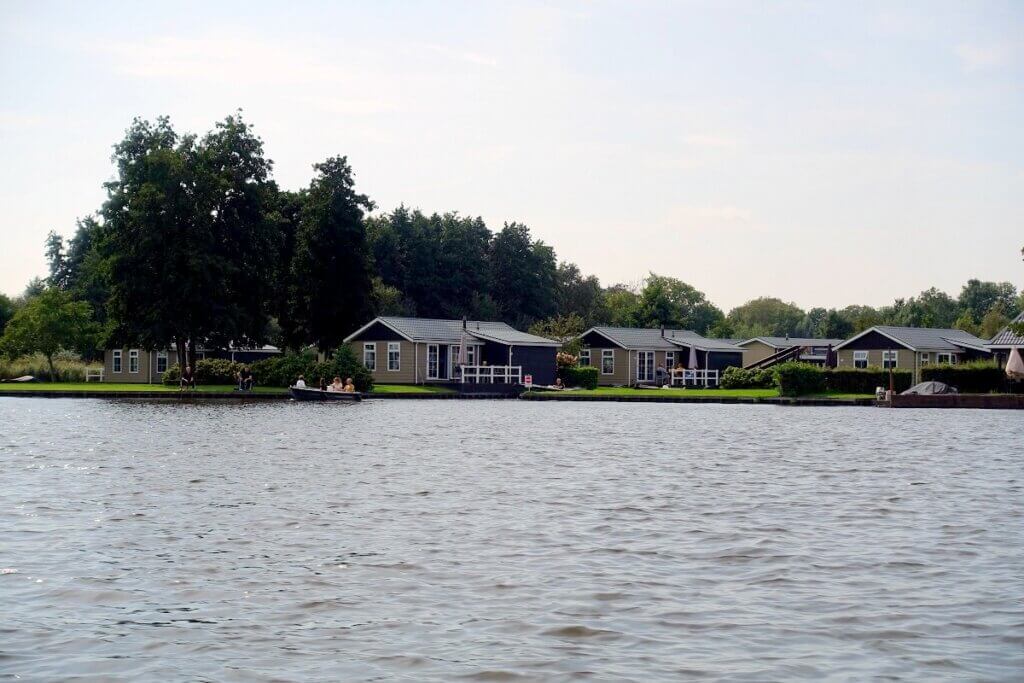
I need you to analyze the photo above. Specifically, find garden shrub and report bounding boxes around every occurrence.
[824,367,912,394]
[775,361,825,397]
[720,366,775,389]
[921,361,1005,393]
[163,358,243,385]
[250,346,373,391]
[558,364,599,390]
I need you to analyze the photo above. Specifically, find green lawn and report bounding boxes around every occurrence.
[370,384,455,394]
[0,382,286,393]
[536,387,781,398]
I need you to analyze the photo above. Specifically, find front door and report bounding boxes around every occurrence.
[637,351,654,382]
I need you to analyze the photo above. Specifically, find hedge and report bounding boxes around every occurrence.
[921,361,1006,393]
[775,362,826,397]
[163,358,244,385]
[825,367,912,394]
[558,365,599,390]
[250,346,373,391]
[720,366,775,389]
[776,363,914,396]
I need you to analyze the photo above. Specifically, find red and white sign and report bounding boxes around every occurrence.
[524,374,533,387]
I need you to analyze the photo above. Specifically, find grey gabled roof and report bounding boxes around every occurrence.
[346,317,559,347]
[741,336,845,349]
[836,326,990,352]
[582,327,743,353]
[988,312,1024,347]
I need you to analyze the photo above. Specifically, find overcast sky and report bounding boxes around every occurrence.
[1,1,1021,310]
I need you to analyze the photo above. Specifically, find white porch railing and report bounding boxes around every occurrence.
[457,365,523,384]
[668,369,720,388]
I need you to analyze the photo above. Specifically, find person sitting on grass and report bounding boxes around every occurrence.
[179,365,196,391]
[294,375,306,389]
[238,366,254,391]
[327,376,343,392]
[343,377,356,393]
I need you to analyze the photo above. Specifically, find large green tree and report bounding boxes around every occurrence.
[959,279,1019,324]
[489,222,558,328]
[0,293,15,336]
[0,288,95,379]
[727,297,806,338]
[289,156,376,351]
[634,273,723,333]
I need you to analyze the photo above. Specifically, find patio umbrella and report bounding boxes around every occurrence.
[688,345,699,369]
[1006,347,1024,380]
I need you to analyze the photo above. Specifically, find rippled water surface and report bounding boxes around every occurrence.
[1,398,1022,681]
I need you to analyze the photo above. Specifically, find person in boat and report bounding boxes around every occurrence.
[294,375,306,389]
[553,377,564,390]
[343,377,356,393]
[327,376,344,392]
[319,377,327,391]
[179,365,196,391]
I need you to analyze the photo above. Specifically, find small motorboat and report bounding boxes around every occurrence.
[289,386,362,402]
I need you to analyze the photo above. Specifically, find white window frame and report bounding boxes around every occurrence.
[601,349,614,375]
[579,348,590,367]
[665,351,675,370]
[363,343,376,371]
[637,351,655,382]
[387,342,400,372]
[128,349,139,373]
[112,349,122,373]
[919,352,930,365]
[937,352,954,365]
[426,344,439,379]
[156,350,168,374]
[882,350,898,369]
[852,350,868,369]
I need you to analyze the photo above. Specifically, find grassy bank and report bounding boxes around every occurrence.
[0,382,453,395]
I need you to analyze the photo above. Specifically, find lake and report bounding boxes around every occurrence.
[2,398,1022,681]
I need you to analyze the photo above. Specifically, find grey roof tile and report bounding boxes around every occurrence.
[988,312,1024,347]
[747,336,845,348]
[587,327,742,352]
[843,326,990,351]
[377,317,558,346]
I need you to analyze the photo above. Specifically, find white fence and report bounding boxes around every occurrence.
[668,369,720,388]
[457,365,523,384]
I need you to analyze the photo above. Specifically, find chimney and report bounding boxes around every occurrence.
[660,326,665,338]
[463,316,467,330]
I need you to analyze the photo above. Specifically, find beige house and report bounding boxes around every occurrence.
[574,327,744,387]
[101,345,280,383]
[344,317,560,385]
[834,326,991,382]
[737,336,844,368]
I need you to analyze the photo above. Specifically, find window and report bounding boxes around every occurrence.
[919,352,930,365]
[601,349,614,375]
[937,352,954,365]
[464,344,477,366]
[156,351,168,374]
[665,351,675,369]
[387,342,400,371]
[363,343,376,371]
[427,344,439,378]
[128,349,139,373]
[637,351,654,382]
[853,351,868,369]
[882,350,898,369]
[579,348,590,367]
[112,350,122,373]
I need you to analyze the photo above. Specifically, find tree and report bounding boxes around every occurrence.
[953,311,980,336]
[289,156,376,351]
[22,277,46,300]
[556,262,605,325]
[838,305,881,333]
[602,285,640,326]
[0,293,15,336]
[489,222,558,328]
[104,114,279,367]
[529,313,586,354]
[959,279,1019,324]
[727,297,805,338]
[633,273,723,333]
[979,307,1010,339]
[0,288,95,379]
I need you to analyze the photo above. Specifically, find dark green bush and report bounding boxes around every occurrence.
[921,361,1005,393]
[720,366,776,389]
[775,362,826,397]
[250,347,373,391]
[558,365,599,390]
[825,367,912,394]
[163,358,244,385]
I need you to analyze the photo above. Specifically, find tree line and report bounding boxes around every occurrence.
[1,113,1021,371]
